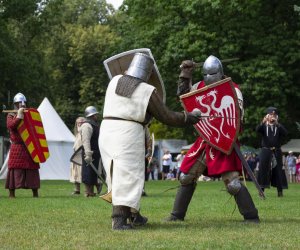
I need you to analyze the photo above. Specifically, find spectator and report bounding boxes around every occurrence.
[162,150,172,180]
[175,150,186,178]
[256,107,288,197]
[286,151,297,183]
[166,170,175,180]
[295,155,300,183]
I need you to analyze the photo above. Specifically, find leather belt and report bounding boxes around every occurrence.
[103,116,146,127]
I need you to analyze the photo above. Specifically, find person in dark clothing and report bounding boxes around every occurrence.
[256,107,288,197]
[81,106,101,197]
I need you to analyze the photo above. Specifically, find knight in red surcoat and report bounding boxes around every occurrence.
[166,56,259,223]
[6,93,40,198]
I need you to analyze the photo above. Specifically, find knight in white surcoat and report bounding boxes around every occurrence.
[99,52,201,230]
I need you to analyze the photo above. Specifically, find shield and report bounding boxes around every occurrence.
[103,48,166,103]
[17,108,49,163]
[180,78,240,155]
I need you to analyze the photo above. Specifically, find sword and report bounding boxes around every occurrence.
[233,143,265,199]
[200,115,236,119]
[87,162,107,188]
[70,146,107,187]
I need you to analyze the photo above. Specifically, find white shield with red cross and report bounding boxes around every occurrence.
[180,78,240,155]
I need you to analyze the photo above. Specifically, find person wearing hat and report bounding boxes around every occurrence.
[99,52,201,230]
[80,106,102,197]
[285,151,297,183]
[6,93,40,198]
[256,107,288,197]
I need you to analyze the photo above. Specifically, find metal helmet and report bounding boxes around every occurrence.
[84,106,99,118]
[126,52,154,82]
[13,93,27,106]
[203,55,224,85]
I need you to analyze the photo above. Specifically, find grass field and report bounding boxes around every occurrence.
[0,180,299,250]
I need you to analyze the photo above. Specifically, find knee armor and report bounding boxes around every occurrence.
[179,153,206,185]
[226,178,242,195]
[222,171,241,195]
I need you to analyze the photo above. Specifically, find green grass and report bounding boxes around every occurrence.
[0,180,299,250]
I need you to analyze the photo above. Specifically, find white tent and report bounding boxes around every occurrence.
[281,139,300,153]
[0,97,75,180]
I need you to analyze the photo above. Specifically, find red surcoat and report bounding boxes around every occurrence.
[7,113,40,169]
[180,81,242,176]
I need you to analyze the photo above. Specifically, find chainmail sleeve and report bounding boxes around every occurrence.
[147,90,186,127]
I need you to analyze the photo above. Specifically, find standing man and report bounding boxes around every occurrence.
[162,150,172,180]
[70,117,85,195]
[166,55,260,223]
[81,106,101,197]
[256,107,288,197]
[6,93,40,198]
[99,52,200,230]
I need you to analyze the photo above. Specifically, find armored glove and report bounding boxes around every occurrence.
[177,60,195,96]
[184,110,201,125]
[17,108,25,119]
[179,60,195,79]
[84,151,93,164]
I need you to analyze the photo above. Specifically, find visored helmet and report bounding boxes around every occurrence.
[203,55,224,85]
[126,53,154,82]
[13,93,27,105]
[84,106,99,118]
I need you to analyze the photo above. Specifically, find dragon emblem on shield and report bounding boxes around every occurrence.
[180,78,240,155]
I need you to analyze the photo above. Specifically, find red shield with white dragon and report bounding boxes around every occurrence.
[180,78,240,155]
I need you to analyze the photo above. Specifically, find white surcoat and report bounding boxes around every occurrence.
[99,75,155,210]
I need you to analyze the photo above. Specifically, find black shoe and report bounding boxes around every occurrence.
[131,213,148,226]
[164,214,184,222]
[278,191,283,197]
[243,218,260,224]
[142,191,147,196]
[71,191,80,195]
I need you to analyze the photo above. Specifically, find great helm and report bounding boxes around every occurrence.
[203,55,224,85]
[126,53,154,82]
[13,93,27,106]
[84,106,99,118]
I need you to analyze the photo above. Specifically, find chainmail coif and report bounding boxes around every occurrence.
[115,75,143,98]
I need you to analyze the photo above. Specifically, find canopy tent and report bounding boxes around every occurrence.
[281,139,300,153]
[0,97,75,180]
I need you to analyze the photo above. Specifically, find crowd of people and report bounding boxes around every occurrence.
[4,51,299,232]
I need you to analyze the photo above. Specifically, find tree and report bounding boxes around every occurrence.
[115,0,300,145]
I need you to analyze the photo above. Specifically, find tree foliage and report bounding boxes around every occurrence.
[0,0,299,147]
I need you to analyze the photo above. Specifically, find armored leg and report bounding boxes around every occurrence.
[112,206,133,230]
[166,183,196,221]
[166,154,206,221]
[223,172,259,222]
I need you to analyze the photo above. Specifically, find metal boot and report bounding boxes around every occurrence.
[234,185,260,223]
[112,206,133,230]
[131,211,148,226]
[165,183,196,221]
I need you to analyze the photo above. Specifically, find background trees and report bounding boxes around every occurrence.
[0,0,299,147]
